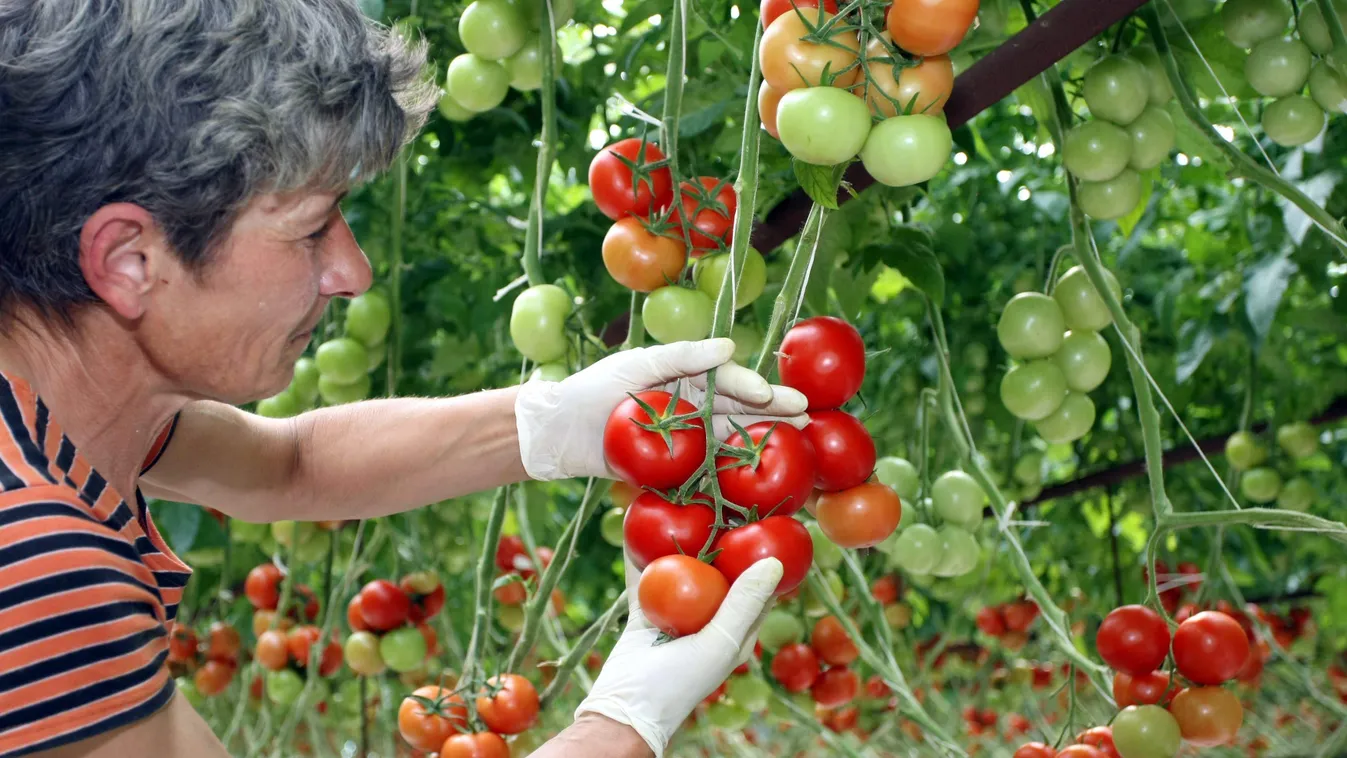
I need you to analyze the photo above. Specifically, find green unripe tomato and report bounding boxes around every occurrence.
[694,249,768,310]
[1224,430,1267,470]
[707,701,752,729]
[1245,37,1313,97]
[1278,476,1315,511]
[892,523,942,575]
[438,91,476,122]
[345,291,392,347]
[266,669,305,707]
[600,507,625,547]
[875,457,921,501]
[997,292,1066,359]
[1054,265,1122,332]
[459,0,527,61]
[257,389,301,419]
[446,54,511,113]
[1223,0,1293,48]
[1062,121,1132,181]
[768,692,815,720]
[726,675,773,712]
[1054,329,1112,393]
[1127,105,1176,171]
[1078,169,1144,221]
[315,338,370,385]
[1299,0,1347,54]
[497,604,526,632]
[504,36,548,92]
[379,627,429,673]
[803,571,846,616]
[1240,467,1283,503]
[510,284,571,363]
[1014,452,1044,486]
[759,610,804,652]
[1129,46,1175,104]
[964,342,989,370]
[1034,392,1097,444]
[1276,421,1319,458]
[1309,62,1347,114]
[807,521,843,570]
[1000,360,1068,421]
[776,87,873,166]
[1083,55,1151,124]
[344,631,387,676]
[860,114,953,187]
[1262,95,1326,146]
[290,357,321,406]
[318,373,372,406]
[931,470,985,526]
[731,323,764,364]
[642,286,714,344]
[530,362,570,382]
[930,525,979,578]
[1111,705,1182,758]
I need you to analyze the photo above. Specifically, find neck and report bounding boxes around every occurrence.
[0,308,188,497]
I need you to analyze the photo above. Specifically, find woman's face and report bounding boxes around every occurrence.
[139,191,372,404]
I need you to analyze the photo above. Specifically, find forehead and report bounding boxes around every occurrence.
[242,190,344,229]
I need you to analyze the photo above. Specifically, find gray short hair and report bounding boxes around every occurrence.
[0,0,437,323]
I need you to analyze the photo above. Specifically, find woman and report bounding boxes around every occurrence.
[0,2,805,756]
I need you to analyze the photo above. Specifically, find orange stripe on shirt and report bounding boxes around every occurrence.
[0,617,162,703]
[0,666,169,753]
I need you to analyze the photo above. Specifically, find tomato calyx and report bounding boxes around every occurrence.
[603,135,673,210]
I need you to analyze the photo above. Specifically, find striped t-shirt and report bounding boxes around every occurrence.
[0,371,192,757]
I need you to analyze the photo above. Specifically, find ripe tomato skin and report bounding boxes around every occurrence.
[1113,670,1174,708]
[761,0,838,27]
[588,138,673,221]
[168,623,198,663]
[205,622,241,663]
[871,575,900,605]
[803,411,876,492]
[399,686,467,751]
[194,659,236,697]
[860,36,954,117]
[439,731,511,758]
[495,535,529,574]
[358,580,412,632]
[811,615,859,666]
[255,629,290,671]
[476,673,540,735]
[778,317,866,411]
[1076,726,1121,758]
[603,390,708,490]
[638,554,729,637]
[771,642,821,692]
[1002,601,1039,633]
[670,177,737,254]
[717,421,818,517]
[816,482,902,549]
[811,665,859,708]
[712,516,814,596]
[1168,686,1244,747]
[406,583,446,625]
[493,575,528,606]
[886,0,980,56]
[1096,605,1171,676]
[761,8,862,92]
[1173,611,1251,685]
[245,563,284,611]
[292,584,320,622]
[864,674,890,699]
[1054,746,1105,758]
[347,596,372,632]
[622,491,718,570]
[286,625,322,666]
[1012,743,1057,758]
[976,607,1006,636]
[602,217,688,292]
[758,81,786,139]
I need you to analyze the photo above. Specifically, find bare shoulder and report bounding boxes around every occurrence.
[35,691,231,758]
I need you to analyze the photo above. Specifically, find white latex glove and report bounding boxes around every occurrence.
[515,338,809,481]
[575,552,784,758]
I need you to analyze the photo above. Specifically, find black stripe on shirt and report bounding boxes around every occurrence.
[0,600,161,656]
[0,532,148,575]
[0,647,169,734]
[0,389,55,487]
[5,674,176,758]
[0,568,164,615]
[0,626,165,700]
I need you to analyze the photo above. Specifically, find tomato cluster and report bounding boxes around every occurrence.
[491,535,568,632]
[397,673,540,758]
[756,0,970,186]
[1224,421,1322,509]
[974,599,1041,651]
[168,621,243,701]
[997,265,1121,444]
[1221,0,1342,146]
[874,461,985,580]
[343,572,444,678]
[439,0,575,122]
[1064,50,1176,221]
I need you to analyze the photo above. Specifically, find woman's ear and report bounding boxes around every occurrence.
[79,203,172,320]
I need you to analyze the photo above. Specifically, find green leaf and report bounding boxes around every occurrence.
[1243,253,1297,342]
[1166,101,1233,172]
[1012,74,1056,144]
[793,161,846,210]
[874,242,945,306]
[679,99,730,138]
[150,500,202,556]
[620,0,665,32]
[1176,321,1216,384]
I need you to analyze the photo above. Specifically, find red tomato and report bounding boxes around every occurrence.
[886,0,980,56]
[493,575,527,606]
[293,584,320,622]
[1055,746,1105,758]
[1113,670,1174,708]
[871,575,900,605]
[778,317,866,411]
[603,390,708,490]
[286,625,322,666]
[588,138,674,221]
[495,535,529,574]
[205,622,241,663]
[406,584,446,625]
[1008,713,1032,735]
[245,563,284,611]
[864,674,890,699]
[517,546,555,580]
[825,705,858,732]
[419,623,440,658]
[1237,637,1268,684]
[670,177,737,254]
[1096,605,1171,676]
[711,516,814,596]
[1013,742,1057,758]
[476,673,540,735]
[811,616,859,666]
[803,411,876,492]
[816,482,901,549]
[811,665,859,708]
[347,595,372,632]
[771,642,821,692]
[976,607,1006,636]
[761,0,838,27]
[255,629,290,671]
[1174,602,1200,625]
[716,421,818,517]
[1173,611,1250,685]
[1076,726,1121,758]
[702,681,727,706]
[168,623,198,663]
[637,554,729,637]
[399,686,467,751]
[194,659,235,696]
[439,732,510,758]
[1001,601,1039,632]
[358,579,412,632]
[623,491,718,570]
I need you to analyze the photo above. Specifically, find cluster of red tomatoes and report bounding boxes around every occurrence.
[975,599,1042,652]
[241,562,344,705]
[491,535,567,630]
[998,265,1122,444]
[963,706,1033,741]
[768,615,862,709]
[343,572,445,678]
[1062,50,1176,221]
[756,0,971,186]
[397,672,540,758]
[1221,0,1342,147]
[167,620,243,698]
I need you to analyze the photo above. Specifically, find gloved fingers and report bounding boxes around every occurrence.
[711,414,810,440]
[683,360,775,407]
[707,387,809,417]
[623,339,737,390]
[697,558,784,654]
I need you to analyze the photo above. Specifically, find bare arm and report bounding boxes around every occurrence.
[530,714,655,758]
[140,388,527,523]
[36,693,230,758]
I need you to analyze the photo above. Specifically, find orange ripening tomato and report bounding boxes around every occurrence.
[398,686,468,751]
[760,8,861,92]
[255,629,290,671]
[857,35,954,117]
[440,732,510,758]
[602,217,688,292]
[205,622,241,663]
[761,0,838,28]
[168,623,198,663]
[886,0,980,57]
[759,81,786,139]
[476,673,540,735]
[638,554,729,637]
[194,659,236,696]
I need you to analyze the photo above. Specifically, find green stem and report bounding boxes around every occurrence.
[752,205,828,376]
[1160,507,1347,541]
[539,590,628,708]
[768,690,866,758]
[387,152,406,394]
[622,291,645,350]
[1146,8,1347,256]
[463,485,512,681]
[521,1,559,287]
